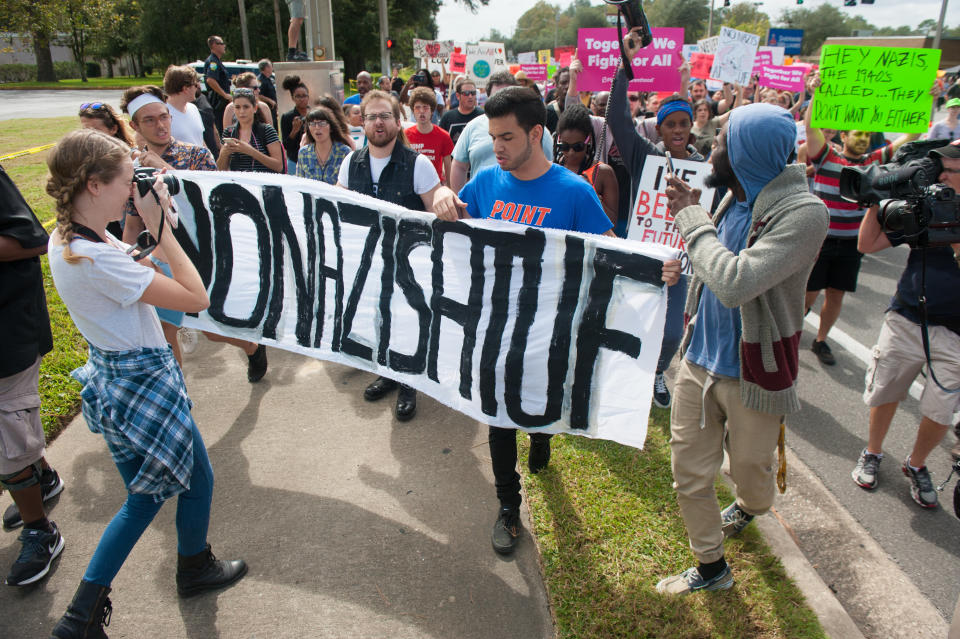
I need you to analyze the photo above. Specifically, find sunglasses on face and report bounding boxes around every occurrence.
[460,90,477,96]
[557,142,586,152]
[628,95,640,102]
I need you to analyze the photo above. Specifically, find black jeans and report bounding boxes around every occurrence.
[488,427,553,510]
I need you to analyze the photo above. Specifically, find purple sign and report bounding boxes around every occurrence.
[758,65,806,92]
[520,64,547,82]
[576,27,684,92]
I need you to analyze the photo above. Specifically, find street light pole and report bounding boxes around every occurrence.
[379,0,390,74]
[707,0,715,38]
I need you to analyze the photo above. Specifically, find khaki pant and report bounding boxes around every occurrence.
[669,358,782,563]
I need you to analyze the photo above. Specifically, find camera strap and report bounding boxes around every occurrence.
[71,224,105,244]
[125,183,166,262]
[917,247,960,394]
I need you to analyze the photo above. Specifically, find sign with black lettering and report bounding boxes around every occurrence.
[169,172,672,449]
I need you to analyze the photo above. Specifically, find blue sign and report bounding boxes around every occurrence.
[767,29,803,55]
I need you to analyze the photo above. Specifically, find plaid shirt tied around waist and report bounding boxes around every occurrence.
[72,344,195,502]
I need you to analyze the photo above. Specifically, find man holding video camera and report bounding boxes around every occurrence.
[851,139,960,508]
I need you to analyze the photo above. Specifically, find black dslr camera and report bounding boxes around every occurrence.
[133,166,180,199]
[839,141,960,248]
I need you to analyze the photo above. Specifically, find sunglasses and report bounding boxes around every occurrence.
[460,90,477,96]
[557,142,586,153]
[233,88,255,97]
[628,95,640,102]
[80,102,106,111]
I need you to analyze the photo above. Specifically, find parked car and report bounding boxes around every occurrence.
[188,59,260,95]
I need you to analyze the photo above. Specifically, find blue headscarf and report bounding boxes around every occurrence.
[656,99,693,126]
[725,103,796,206]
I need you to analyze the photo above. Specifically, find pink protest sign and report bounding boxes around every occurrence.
[576,27,684,92]
[751,51,772,76]
[520,64,547,82]
[449,53,466,74]
[758,65,806,92]
[689,52,714,80]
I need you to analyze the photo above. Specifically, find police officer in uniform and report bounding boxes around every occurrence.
[203,36,231,134]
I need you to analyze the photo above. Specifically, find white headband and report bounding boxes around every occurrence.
[128,93,165,117]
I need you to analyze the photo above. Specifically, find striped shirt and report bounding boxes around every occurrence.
[810,143,892,238]
[223,122,281,173]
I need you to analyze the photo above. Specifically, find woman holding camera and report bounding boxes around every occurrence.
[217,88,284,173]
[46,129,246,638]
[280,75,311,174]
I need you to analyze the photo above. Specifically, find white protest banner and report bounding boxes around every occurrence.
[517,51,536,64]
[626,157,716,275]
[413,39,455,62]
[169,171,671,449]
[696,36,719,54]
[465,41,507,83]
[758,45,785,66]
[710,26,760,85]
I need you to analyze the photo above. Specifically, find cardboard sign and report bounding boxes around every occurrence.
[689,53,714,80]
[449,53,466,74]
[751,51,773,76]
[465,41,507,82]
[576,27,684,92]
[759,64,806,92]
[812,45,940,134]
[710,27,760,85]
[520,64,547,82]
[626,157,715,275]
[413,39,454,62]
[697,36,719,54]
[517,51,536,64]
[171,171,673,449]
[537,49,552,64]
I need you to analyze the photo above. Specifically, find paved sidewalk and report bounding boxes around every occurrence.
[0,342,553,639]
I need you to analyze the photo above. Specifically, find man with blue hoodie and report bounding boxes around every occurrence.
[659,101,828,594]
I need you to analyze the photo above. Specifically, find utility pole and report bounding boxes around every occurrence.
[238,0,251,59]
[707,0,715,38]
[932,0,949,119]
[273,0,284,60]
[379,0,390,73]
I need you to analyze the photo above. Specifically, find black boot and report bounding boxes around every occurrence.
[176,544,247,598]
[50,580,112,639]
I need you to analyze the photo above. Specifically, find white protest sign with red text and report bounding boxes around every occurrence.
[627,156,715,275]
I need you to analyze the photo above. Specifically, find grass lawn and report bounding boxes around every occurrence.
[3,116,826,639]
[0,74,164,90]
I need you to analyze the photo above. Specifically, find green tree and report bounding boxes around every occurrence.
[721,2,770,38]
[0,0,63,81]
[778,4,852,55]
[90,0,144,78]
[645,0,710,43]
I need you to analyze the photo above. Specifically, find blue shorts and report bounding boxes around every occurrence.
[152,260,184,327]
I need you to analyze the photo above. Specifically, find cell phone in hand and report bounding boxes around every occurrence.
[664,150,675,177]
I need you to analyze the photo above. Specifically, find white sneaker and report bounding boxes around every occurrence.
[178,328,200,354]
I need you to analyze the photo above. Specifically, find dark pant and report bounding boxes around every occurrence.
[488,427,553,509]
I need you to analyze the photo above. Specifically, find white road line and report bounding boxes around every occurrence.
[804,312,924,402]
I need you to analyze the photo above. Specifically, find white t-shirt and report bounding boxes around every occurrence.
[337,149,440,196]
[168,102,205,147]
[48,233,166,351]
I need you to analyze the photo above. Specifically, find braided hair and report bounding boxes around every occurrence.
[46,129,130,264]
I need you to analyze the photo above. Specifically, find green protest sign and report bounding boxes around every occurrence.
[812,45,939,133]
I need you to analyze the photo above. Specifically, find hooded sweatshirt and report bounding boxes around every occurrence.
[676,104,828,414]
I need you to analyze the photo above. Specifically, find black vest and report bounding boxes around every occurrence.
[347,142,425,212]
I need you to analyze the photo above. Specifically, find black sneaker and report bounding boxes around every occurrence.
[902,456,938,508]
[247,344,268,383]
[3,468,65,530]
[810,340,836,366]
[652,372,671,409]
[852,448,882,490]
[286,50,311,61]
[491,506,521,555]
[5,522,64,586]
[528,435,551,474]
[720,501,754,538]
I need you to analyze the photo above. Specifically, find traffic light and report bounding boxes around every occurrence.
[844,0,856,5]
[386,38,394,49]
[723,0,730,6]
[796,0,803,4]
[860,0,874,3]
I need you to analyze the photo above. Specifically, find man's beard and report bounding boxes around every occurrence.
[367,127,398,148]
[704,148,738,191]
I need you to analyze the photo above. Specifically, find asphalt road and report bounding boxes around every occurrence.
[0,89,123,121]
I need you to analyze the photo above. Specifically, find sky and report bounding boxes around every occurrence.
[436,0,956,44]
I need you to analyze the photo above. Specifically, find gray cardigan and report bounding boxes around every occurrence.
[676,163,829,415]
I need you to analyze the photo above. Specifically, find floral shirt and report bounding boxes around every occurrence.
[158,138,216,171]
[296,142,350,185]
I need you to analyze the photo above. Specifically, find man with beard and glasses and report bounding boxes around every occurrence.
[457,86,681,556]
[337,90,462,422]
[660,103,827,595]
[803,69,920,367]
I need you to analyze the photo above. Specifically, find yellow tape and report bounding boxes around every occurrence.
[0,143,55,162]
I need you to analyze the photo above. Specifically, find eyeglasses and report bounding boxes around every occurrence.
[628,95,640,102]
[308,120,330,128]
[80,102,106,111]
[557,142,586,153]
[363,112,395,122]
[459,90,477,96]
[213,40,224,46]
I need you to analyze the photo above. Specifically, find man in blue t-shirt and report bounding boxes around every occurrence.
[851,139,960,509]
[458,86,680,556]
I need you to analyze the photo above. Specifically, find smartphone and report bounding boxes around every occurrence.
[664,150,675,177]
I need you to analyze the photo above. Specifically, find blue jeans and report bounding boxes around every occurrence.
[286,158,297,175]
[658,275,689,374]
[83,422,214,586]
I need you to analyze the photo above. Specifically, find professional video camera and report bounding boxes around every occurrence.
[838,140,960,248]
[601,0,652,81]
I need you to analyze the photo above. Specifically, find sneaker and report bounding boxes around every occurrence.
[528,435,551,474]
[810,340,836,366]
[720,502,754,539]
[246,344,268,383]
[656,564,734,595]
[286,50,311,61]
[5,522,64,586]
[902,456,938,508]
[178,328,200,355]
[3,468,65,530]
[851,449,882,490]
[491,506,521,555]
[652,372,671,409]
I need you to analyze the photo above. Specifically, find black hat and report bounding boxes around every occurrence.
[930,138,960,160]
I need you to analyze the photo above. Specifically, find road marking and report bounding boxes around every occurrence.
[805,312,924,401]
[0,143,54,162]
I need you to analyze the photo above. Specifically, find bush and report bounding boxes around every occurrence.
[54,61,81,80]
[0,64,36,83]
[85,62,101,78]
